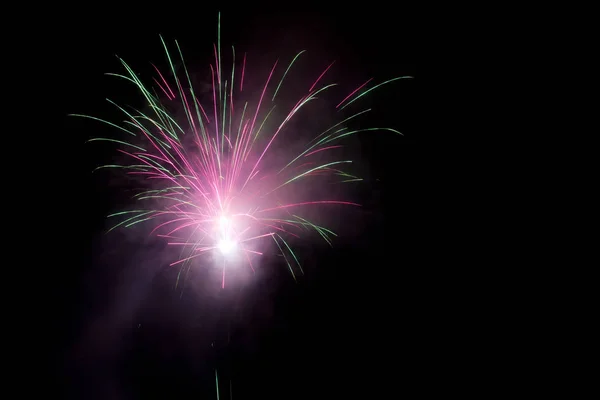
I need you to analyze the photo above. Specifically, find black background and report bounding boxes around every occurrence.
[33,7,460,399]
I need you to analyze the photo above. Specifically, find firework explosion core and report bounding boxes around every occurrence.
[74,14,411,286]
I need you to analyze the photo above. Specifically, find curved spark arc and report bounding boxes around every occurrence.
[74,13,411,286]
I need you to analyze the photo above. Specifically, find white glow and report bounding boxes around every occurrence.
[219,216,229,228]
[217,238,237,255]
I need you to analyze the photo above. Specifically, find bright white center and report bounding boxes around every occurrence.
[219,216,230,231]
[217,238,236,255]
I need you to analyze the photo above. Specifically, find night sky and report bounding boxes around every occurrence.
[43,8,449,399]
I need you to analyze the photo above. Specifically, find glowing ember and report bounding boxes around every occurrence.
[217,238,237,255]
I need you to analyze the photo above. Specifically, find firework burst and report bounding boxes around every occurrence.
[73,14,411,287]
